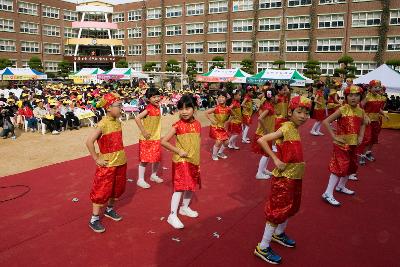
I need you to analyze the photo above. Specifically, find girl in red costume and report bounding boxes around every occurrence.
[310,82,327,136]
[227,89,242,150]
[241,86,254,143]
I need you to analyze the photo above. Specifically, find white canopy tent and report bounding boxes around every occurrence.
[354,64,400,94]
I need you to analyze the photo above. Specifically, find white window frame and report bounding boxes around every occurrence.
[352,11,381,27]
[319,0,346,5]
[316,38,343,52]
[285,62,306,73]
[128,27,142,39]
[0,0,13,12]
[208,41,227,53]
[147,8,161,20]
[186,23,204,35]
[112,12,125,23]
[259,0,282,10]
[64,27,78,38]
[390,9,400,26]
[231,40,252,53]
[166,43,182,54]
[146,44,161,55]
[166,24,182,36]
[209,1,228,14]
[20,21,39,35]
[186,42,204,54]
[112,29,125,39]
[387,36,400,51]
[44,61,60,72]
[0,18,14,32]
[64,46,75,56]
[114,46,125,56]
[350,37,379,52]
[318,13,345,28]
[258,40,280,52]
[186,3,204,16]
[232,0,253,12]
[320,62,340,76]
[166,5,182,18]
[129,62,142,71]
[128,45,142,56]
[18,1,38,16]
[21,41,40,53]
[147,26,161,37]
[42,25,60,37]
[287,16,311,30]
[44,43,60,54]
[208,20,228,33]
[259,17,281,31]
[42,6,60,19]
[128,10,142,21]
[0,39,16,52]
[286,39,310,52]
[232,19,253,32]
[63,10,78,21]
[354,62,377,76]
[257,62,274,72]
[288,0,311,7]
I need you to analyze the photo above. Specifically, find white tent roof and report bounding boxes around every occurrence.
[354,64,400,94]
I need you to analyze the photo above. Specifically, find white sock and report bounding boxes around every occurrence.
[316,122,322,132]
[274,219,288,235]
[182,191,193,208]
[229,134,238,146]
[264,157,270,172]
[170,192,182,216]
[212,145,220,156]
[259,223,277,249]
[138,163,146,182]
[90,215,99,223]
[311,122,318,132]
[337,176,349,189]
[257,156,269,175]
[242,126,249,140]
[324,173,339,196]
[151,162,160,176]
[218,145,225,154]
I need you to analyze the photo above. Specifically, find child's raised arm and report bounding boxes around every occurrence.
[86,128,108,167]
[257,130,285,170]
[205,107,217,125]
[322,109,345,145]
[134,109,150,139]
[161,127,188,158]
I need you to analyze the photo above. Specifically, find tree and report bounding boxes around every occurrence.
[116,59,128,68]
[386,59,400,70]
[272,60,285,70]
[304,59,321,80]
[334,55,357,79]
[240,58,255,74]
[28,56,43,72]
[0,58,12,69]
[186,59,198,82]
[165,59,181,72]
[209,56,224,70]
[143,62,157,72]
[58,60,72,78]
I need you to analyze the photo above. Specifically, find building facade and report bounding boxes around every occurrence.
[0,0,399,76]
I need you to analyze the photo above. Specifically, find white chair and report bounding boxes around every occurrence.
[22,115,29,132]
[37,118,47,135]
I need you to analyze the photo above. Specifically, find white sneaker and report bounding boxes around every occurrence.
[272,145,277,152]
[322,193,341,206]
[256,173,270,180]
[52,130,60,135]
[179,207,199,218]
[212,155,219,161]
[167,214,184,229]
[242,139,250,144]
[150,174,163,183]
[137,180,151,189]
[348,174,358,181]
[217,153,228,159]
[335,187,355,195]
[317,131,325,136]
[310,131,319,136]
[228,144,240,150]
[263,169,273,176]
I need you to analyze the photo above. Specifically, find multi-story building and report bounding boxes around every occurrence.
[0,0,399,76]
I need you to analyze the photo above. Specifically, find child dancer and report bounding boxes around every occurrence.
[254,96,311,264]
[241,87,254,143]
[252,90,275,180]
[327,82,341,116]
[134,87,163,189]
[322,85,366,206]
[228,89,242,150]
[274,84,290,130]
[161,95,201,229]
[206,91,231,161]
[86,93,127,233]
[310,82,326,136]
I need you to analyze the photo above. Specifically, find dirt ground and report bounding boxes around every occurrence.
[0,111,211,177]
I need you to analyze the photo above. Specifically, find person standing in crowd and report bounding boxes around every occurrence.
[241,86,254,143]
[227,89,243,150]
[310,82,327,136]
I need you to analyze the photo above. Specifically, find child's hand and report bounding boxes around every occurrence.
[274,158,286,171]
[383,113,389,120]
[364,116,371,125]
[96,158,108,167]
[142,130,151,139]
[357,136,363,145]
[333,135,346,145]
[178,150,188,158]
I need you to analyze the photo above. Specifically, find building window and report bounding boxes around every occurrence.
[9,59,17,67]
[112,29,125,39]
[189,62,203,73]
[64,46,74,56]
[128,28,142,38]
[209,1,228,14]
[259,17,281,31]
[287,16,310,30]
[230,62,241,69]
[64,10,78,21]
[147,44,161,55]
[186,42,204,54]
[233,19,253,32]
[186,3,204,16]
[352,11,381,27]
[0,39,16,52]
[20,22,39,34]
[259,0,282,9]
[288,0,311,7]
[114,46,125,56]
[350,37,379,51]
[166,25,182,36]
[166,43,182,54]
[85,14,105,22]
[18,2,38,16]
[64,27,78,38]
[147,8,161,20]
[232,41,252,53]
[43,25,60,37]
[129,62,142,71]
[208,21,227,33]
[0,0,13,11]
[258,40,280,52]
[208,41,227,53]
[44,61,59,72]
[128,10,141,21]
[44,43,60,54]
[319,0,346,4]
[42,6,59,19]
[208,61,226,71]
[21,61,29,68]
[387,37,400,51]
[318,14,344,28]
[285,62,306,73]
[186,23,204,35]
[390,10,400,25]
[316,38,342,52]
[320,62,339,76]
[166,6,182,18]
[232,0,253,12]
[257,62,273,72]
[286,39,309,52]
[21,41,40,53]
[355,62,376,76]
[112,12,124,23]
[147,26,161,37]
[0,19,14,32]
[128,45,142,55]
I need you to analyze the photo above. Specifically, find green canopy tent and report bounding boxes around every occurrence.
[246,69,306,85]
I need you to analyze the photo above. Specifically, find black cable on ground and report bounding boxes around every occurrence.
[0,185,31,203]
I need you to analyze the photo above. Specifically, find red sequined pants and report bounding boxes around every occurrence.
[329,144,358,177]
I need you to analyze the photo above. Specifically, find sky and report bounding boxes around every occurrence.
[63,0,143,4]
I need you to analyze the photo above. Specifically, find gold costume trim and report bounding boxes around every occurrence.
[172,133,201,165]
[140,115,161,140]
[272,162,305,179]
[98,116,122,135]
[100,150,127,167]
